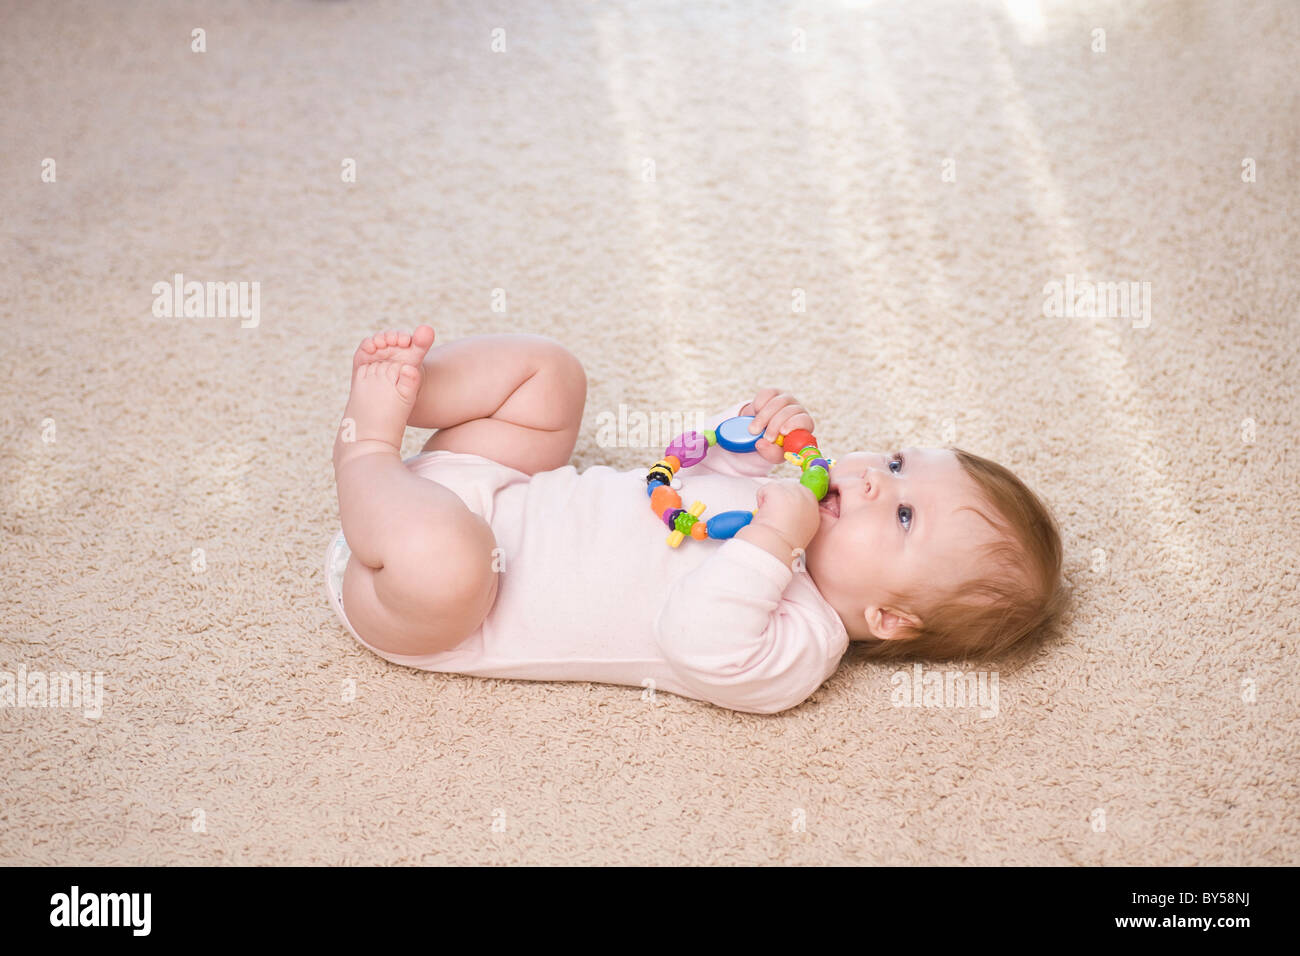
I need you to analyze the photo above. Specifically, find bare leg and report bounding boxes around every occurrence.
[333,355,498,656]
[351,326,588,475]
[333,327,587,656]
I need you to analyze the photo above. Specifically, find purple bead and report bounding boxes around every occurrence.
[809,458,829,471]
[663,507,684,528]
[666,431,708,468]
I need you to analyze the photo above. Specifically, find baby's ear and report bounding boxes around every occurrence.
[866,606,921,640]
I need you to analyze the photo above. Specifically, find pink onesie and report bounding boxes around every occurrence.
[323,400,850,714]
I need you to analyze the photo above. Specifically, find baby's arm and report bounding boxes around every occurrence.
[736,477,821,567]
[654,537,843,714]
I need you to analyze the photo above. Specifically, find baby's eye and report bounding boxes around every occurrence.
[898,504,913,531]
[889,452,905,474]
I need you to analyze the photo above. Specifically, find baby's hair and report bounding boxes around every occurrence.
[855,447,1071,669]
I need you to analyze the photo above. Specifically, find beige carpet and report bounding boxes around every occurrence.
[2,0,1296,865]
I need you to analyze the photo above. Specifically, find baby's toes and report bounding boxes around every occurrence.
[353,335,384,369]
[392,363,421,404]
[412,325,436,350]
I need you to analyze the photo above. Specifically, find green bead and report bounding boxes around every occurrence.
[705,429,716,446]
[800,465,829,499]
[674,512,698,532]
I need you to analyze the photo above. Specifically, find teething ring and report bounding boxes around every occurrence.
[644,416,834,548]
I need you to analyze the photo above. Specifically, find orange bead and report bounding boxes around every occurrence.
[651,484,682,516]
[664,455,681,472]
[690,521,709,539]
[783,428,816,453]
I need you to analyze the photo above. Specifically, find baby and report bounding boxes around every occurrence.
[326,326,1068,714]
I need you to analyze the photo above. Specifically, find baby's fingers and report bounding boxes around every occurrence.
[753,437,788,464]
[760,404,815,444]
[747,387,782,417]
[747,390,797,435]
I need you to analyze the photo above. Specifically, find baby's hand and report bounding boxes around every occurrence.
[750,478,821,553]
[740,388,816,464]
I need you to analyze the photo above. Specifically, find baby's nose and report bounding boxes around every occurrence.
[862,468,884,499]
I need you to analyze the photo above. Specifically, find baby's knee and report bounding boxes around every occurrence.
[526,336,588,418]
[543,338,587,392]
[380,508,499,619]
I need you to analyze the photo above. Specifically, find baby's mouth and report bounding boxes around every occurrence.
[819,488,840,518]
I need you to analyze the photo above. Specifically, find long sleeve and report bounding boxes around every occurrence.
[686,401,777,479]
[653,536,849,715]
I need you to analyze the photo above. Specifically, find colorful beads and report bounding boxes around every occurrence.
[785,449,819,470]
[799,465,829,499]
[665,433,707,468]
[781,428,816,455]
[714,415,766,452]
[646,460,674,485]
[650,484,681,516]
[706,510,755,539]
[667,501,707,548]
[644,414,831,549]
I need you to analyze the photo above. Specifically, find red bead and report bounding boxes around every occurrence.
[783,428,816,454]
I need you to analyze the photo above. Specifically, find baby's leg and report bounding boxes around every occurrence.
[355,327,586,475]
[333,359,499,657]
[411,333,586,477]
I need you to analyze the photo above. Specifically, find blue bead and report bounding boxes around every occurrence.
[714,416,763,453]
[646,480,665,496]
[706,510,754,539]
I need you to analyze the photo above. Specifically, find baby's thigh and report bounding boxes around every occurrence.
[343,502,501,658]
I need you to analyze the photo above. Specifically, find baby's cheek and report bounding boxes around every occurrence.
[846,526,892,576]
[827,534,869,576]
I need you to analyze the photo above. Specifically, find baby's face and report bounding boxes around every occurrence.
[804,448,999,640]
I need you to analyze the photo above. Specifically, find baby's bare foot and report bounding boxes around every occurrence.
[353,325,436,372]
[335,360,422,464]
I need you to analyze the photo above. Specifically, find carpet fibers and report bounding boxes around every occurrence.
[1,0,1296,864]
